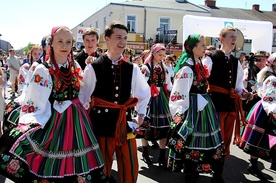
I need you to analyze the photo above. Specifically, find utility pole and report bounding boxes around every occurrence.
[163,24,165,46]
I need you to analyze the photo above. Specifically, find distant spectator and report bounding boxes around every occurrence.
[123,47,134,62]
[6,48,21,95]
[141,49,150,64]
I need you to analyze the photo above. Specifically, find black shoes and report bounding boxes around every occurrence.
[142,153,153,165]
[157,156,167,169]
[142,146,152,164]
[248,163,267,181]
[270,161,276,171]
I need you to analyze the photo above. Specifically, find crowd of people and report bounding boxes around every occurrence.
[0,22,275,183]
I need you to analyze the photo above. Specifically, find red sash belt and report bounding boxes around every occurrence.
[207,84,247,145]
[90,96,138,146]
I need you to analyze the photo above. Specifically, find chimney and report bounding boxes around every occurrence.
[252,4,260,11]
[205,0,216,7]
[273,3,276,12]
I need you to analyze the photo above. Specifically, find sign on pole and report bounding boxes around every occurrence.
[165,30,178,34]
[156,27,164,31]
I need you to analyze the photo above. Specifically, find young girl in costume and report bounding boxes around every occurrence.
[140,43,173,167]
[0,26,105,183]
[3,45,43,133]
[167,34,225,183]
[18,45,42,94]
[238,52,276,181]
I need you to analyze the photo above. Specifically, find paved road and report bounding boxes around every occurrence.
[1,85,275,183]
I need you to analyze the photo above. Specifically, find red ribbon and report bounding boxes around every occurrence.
[150,84,159,97]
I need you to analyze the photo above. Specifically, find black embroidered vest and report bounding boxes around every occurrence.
[89,55,134,137]
[208,50,238,112]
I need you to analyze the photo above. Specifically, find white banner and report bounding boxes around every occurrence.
[183,15,273,53]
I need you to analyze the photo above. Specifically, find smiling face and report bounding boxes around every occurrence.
[51,28,73,63]
[105,28,128,57]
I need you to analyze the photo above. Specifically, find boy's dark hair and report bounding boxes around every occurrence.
[82,27,99,40]
[105,21,128,38]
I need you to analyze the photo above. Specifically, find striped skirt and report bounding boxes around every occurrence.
[239,101,275,160]
[167,93,225,173]
[143,88,172,140]
[0,99,105,183]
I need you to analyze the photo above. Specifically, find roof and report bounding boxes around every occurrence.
[206,6,276,27]
[112,0,276,27]
[111,0,209,13]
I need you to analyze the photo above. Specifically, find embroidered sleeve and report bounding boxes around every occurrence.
[163,63,173,91]
[18,63,30,93]
[132,64,151,116]
[262,76,276,115]
[202,56,213,73]
[169,66,193,116]
[79,64,96,109]
[140,64,150,82]
[18,64,53,128]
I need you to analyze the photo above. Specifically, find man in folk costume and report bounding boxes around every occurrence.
[202,27,253,182]
[75,27,100,70]
[79,22,151,183]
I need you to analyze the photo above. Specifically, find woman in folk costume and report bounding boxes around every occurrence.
[140,43,173,167]
[167,34,225,183]
[3,45,43,133]
[238,52,276,181]
[0,26,105,183]
[18,45,43,94]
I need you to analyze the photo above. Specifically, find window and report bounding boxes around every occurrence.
[96,21,98,29]
[273,33,276,46]
[159,17,170,44]
[126,15,136,32]
[103,17,106,31]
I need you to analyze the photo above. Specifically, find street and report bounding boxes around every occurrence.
[1,84,275,183]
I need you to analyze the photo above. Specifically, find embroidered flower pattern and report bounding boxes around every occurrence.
[77,176,87,183]
[30,73,52,89]
[18,74,25,84]
[263,89,276,103]
[21,99,38,114]
[31,66,37,71]
[170,91,185,102]
[201,164,211,172]
[0,156,25,177]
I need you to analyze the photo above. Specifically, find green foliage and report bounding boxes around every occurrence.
[22,42,35,55]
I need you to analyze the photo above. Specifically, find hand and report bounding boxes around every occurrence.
[132,116,144,126]
[85,56,96,65]
[137,117,144,126]
[244,92,254,101]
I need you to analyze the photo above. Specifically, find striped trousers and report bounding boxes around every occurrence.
[217,112,236,159]
[97,137,139,183]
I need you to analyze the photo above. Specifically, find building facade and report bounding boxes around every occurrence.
[71,0,276,57]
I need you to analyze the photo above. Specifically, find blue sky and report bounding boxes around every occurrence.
[0,0,274,50]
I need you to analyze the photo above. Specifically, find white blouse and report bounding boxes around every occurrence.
[79,63,150,116]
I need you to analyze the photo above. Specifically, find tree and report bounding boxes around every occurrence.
[22,42,35,55]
